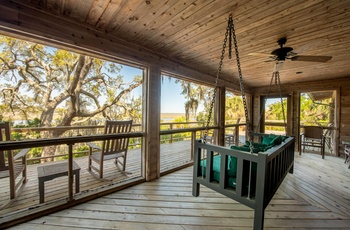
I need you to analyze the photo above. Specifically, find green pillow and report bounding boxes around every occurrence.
[271,135,282,145]
[269,134,287,145]
[200,155,222,173]
[228,156,237,177]
[262,135,274,145]
[212,171,237,188]
[232,143,266,153]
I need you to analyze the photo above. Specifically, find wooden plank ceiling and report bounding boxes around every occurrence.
[19,0,350,88]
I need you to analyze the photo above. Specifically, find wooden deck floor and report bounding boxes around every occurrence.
[0,141,192,217]
[8,152,350,229]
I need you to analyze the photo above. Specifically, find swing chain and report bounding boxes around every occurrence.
[276,71,287,134]
[203,14,253,153]
[203,16,231,143]
[255,70,287,135]
[230,15,254,152]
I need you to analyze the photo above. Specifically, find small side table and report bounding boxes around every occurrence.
[37,161,81,203]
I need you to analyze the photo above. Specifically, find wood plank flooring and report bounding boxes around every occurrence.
[8,152,350,229]
[0,141,192,217]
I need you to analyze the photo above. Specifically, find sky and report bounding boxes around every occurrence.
[160,78,187,113]
[119,65,187,113]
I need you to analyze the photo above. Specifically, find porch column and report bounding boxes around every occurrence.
[143,65,161,181]
[216,86,226,146]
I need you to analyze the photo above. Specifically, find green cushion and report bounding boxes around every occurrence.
[200,155,222,173]
[200,155,237,188]
[201,155,237,176]
[266,134,287,145]
[213,171,237,188]
[228,156,237,177]
[210,170,237,188]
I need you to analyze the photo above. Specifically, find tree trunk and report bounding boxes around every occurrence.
[41,145,57,163]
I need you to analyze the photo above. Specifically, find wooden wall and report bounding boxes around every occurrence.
[252,76,350,157]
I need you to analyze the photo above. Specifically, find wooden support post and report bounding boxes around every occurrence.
[286,95,292,135]
[335,88,340,157]
[143,65,161,181]
[192,142,200,197]
[0,149,6,171]
[217,86,226,146]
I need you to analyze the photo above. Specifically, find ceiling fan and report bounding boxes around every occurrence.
[249,37,333,65]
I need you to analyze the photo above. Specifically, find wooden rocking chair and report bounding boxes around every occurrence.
[87,120,133,180]
[0,122,30,209]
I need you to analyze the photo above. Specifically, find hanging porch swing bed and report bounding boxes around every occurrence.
[192,15,295,230]
[193,134,295,229]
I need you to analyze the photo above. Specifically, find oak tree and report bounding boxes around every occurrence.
[0,35,142,160]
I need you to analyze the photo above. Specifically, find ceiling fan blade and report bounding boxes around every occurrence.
[290,39,325,54]
[248,52,274,57]
[291,55,332,62]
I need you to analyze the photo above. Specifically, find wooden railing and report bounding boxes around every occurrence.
[0,132,145,203]
[264,122,286,133]
[11,124,142,163]
[160,121,206,144]
[8,122,244,163]
[265,121,335,131]
[0,122,246,221]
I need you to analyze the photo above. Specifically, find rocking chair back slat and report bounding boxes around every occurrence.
[88,120,133,180]
[102,121,132,156]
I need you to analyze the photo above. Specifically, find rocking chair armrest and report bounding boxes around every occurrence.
[87,142,101,150]
[14,148,30,160]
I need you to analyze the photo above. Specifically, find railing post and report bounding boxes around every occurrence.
[169,124,173,143]
[234,124,240,146]
[68,143,73,201]
[191,131,196,161]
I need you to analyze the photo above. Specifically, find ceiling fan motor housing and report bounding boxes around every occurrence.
[271,47,293,61]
